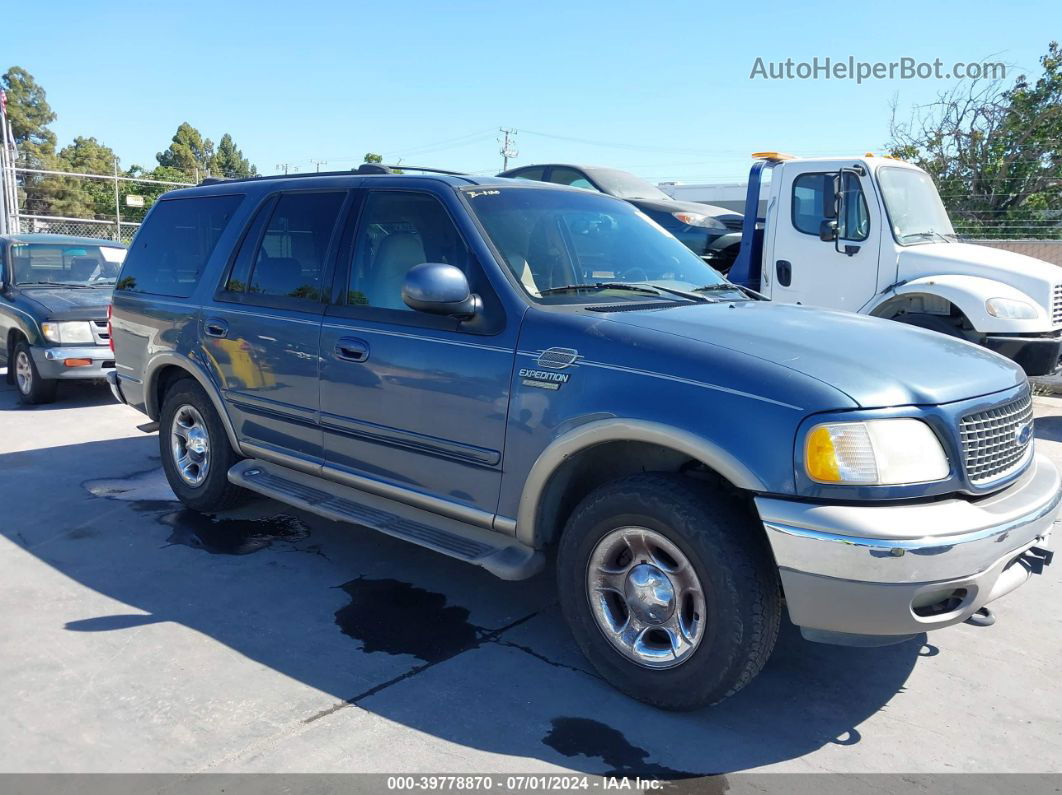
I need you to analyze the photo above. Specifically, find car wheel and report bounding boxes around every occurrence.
[159,377,248,512]
[557,473,781,710]
[12,341,58,405]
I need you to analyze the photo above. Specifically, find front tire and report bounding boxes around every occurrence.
[159,378,248,512]
[13,341,58,405]
[557,473,781,710]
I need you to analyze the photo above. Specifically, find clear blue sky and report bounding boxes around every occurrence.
[4,0,1058,184]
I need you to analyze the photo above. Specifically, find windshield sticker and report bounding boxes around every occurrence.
[100,247,128,263]
[466,190,500,199]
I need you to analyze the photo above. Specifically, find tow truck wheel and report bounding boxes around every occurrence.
[893,312,964,339]
[557,473,781,710]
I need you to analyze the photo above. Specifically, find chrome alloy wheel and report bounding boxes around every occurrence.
[170,404,211,487]
[586,526,706,669]
[14,350,33,395]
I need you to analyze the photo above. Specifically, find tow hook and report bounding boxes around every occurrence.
[965,607,995,627]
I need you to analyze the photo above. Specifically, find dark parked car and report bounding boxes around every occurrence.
[497,163,744,271]
[1,234,125,404]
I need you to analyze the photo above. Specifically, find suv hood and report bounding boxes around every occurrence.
[897,242,1059,307]
[18,286,113,320]
[601,301,1024,408]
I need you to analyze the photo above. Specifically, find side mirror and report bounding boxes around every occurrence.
[401,262,481,318]
[819,219,838,242]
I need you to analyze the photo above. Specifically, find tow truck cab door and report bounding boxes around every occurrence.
[765,160,881,312]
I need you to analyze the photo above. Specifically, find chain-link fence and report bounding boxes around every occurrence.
[1,162,194,244]
[15,214,143,244]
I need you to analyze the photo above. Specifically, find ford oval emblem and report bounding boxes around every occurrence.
[1016,423,1033,446]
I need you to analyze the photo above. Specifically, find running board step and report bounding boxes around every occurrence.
[228,459,543,580]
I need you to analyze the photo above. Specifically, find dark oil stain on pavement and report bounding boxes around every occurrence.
[160,510,309,555]
[334,577,479,663]
[543,717,708,782]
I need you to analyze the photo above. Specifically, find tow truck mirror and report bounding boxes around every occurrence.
[819,219,838,242]
[401,262,481,319]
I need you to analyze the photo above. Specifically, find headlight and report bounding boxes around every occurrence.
[985,297,1037,319]
[804,419,949,485]
[40,321,95,344]
[671,211,726,230]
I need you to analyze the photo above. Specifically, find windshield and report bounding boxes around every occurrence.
[589,168,673,201]
[878,167,956,244]
[464,186,730,304]
[10,242,126,286]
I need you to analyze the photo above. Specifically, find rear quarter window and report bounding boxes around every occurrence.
[116,195,243,297]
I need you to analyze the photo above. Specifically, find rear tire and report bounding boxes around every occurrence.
[13,341,58,405]
[159,378,248,512]
[557,473,781,710]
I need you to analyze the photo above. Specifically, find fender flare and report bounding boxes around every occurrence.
[143,351,244,455]
[515,418,767,548]
[867,274,1049,333]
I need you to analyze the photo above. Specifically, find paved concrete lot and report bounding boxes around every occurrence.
[1,374,1060,777]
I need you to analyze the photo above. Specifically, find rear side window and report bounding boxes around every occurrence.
[117,195,242,297]
[247,192,345,301]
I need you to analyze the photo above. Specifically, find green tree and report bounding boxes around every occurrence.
[209,133,257,178]
[1,66,56,161]
[42,136,121,219]
[2,66,59,215]
[156,122,215,178]
[363,152,383,164]
[888,42,1062,239]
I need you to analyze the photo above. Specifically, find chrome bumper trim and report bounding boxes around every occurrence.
[758,452,1061,584]
[39,345,111,361]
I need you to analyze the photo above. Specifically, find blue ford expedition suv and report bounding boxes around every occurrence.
[108,169,1059,710]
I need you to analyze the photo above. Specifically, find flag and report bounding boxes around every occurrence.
[0,89,6,116]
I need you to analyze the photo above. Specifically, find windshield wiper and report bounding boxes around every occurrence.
[539,282,714,303]
[694,283,767,300]
[539,282,671,297]
[900,230,953,244]
[17,281,93,288]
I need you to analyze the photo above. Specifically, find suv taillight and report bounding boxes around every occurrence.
[107,304,114,353]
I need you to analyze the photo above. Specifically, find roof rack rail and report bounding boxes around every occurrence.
[195,164,470,187]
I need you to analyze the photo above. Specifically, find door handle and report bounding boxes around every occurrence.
[204,318,229,338]
[775,260,792,287]
[334,337,370,363]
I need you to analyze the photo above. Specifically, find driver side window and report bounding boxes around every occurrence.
[791,171,869,241]
[347,191,470,311]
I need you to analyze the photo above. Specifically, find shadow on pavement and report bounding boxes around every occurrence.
[0,434,923,776]
[1035,415,1062,442]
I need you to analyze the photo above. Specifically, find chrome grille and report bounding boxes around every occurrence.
[1052,283,1062,325]
[91,319,110,346]
[959,391,1034,484]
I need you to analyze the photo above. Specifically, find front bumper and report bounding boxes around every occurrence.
[31,345,115,381]
[757,452,1060,643]
[984,333,1061,376]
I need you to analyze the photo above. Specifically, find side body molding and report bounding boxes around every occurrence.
[515,419,768,548]
[143,351,245,456]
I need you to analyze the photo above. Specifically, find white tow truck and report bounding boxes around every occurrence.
[712,152,1062,376]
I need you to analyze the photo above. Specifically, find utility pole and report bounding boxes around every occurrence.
[311,160,327,173]
[498,128,518,171]
[113,158,122,242]
[275,163,299,175]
